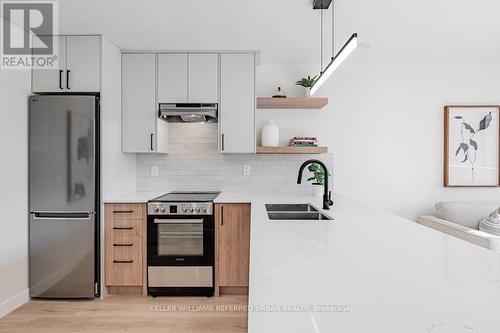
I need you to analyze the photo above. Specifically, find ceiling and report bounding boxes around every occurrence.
[58,0,500,65]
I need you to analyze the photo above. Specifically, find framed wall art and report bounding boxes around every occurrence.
[444,105,500,187]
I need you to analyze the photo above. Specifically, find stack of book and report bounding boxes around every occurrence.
[289,136,318,147]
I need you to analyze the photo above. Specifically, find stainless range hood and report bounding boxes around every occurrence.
[159,103,218,123]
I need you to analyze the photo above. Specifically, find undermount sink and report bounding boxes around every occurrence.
[265,204,318,212]
[265,204,332,221]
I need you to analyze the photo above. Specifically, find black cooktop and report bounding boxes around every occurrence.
[150,191,221,203]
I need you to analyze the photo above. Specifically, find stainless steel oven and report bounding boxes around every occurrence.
[147,192,219,296]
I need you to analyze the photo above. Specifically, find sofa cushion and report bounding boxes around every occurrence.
[435,201,500,229]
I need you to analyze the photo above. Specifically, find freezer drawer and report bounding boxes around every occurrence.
[29,95,96,212]
[29,212,96,298]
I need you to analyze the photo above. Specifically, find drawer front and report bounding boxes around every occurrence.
[106,253,142,286]
[109,235,142,255]
[110,219,142,235]
[106,203,144,220]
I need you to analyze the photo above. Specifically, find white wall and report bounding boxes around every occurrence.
[0,70,30,316]
[317,0,500,219]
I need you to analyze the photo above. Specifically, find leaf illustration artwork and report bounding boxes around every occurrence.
[453,111,494,184]
[479,112,492,131]
[463,123,475,134]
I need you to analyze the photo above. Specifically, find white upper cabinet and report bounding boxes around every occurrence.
[158,53,188,103]
[188,54,218,103]
[220,53,255,153]
[65,36,100,92]
[32,35,100,93]
[157,53,218,103]
[122,53,167,153]
[32,36,67,93]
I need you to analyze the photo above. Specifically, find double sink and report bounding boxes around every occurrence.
[265,204,332,221]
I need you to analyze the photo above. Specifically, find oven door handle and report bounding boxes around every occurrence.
[154,218,204,224]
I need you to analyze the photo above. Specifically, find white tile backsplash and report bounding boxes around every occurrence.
[137,122,333,193]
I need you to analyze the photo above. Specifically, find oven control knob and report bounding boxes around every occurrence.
[154,207,159,213]
[202,207,207,213]
[183,207,188,213]
[195,207,201,213]
[188,208,194,213]
[160,207,166,213]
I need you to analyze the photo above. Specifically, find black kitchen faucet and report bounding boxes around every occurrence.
[297,159,333,210]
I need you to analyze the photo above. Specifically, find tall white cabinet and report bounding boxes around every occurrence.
[122,54,168,153]
[219,53,256,153]
[32,35,100,93]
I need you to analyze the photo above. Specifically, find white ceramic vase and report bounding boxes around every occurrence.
[312,184,323,197]
[261,120,279,147]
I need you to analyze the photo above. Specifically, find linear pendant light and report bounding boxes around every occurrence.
[310,0,358,95]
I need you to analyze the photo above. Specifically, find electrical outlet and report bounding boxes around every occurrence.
[243,165,251,176]
[150,165,159,177]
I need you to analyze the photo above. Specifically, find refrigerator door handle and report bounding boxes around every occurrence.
[31,212,94,220]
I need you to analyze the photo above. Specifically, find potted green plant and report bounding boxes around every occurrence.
[296,75,318,97]
[307,163,328,197]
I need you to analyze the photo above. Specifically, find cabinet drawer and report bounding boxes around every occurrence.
[108,235,142,255]
[110,219,142,235]
[106,204,144,220]
[106,253,142,286]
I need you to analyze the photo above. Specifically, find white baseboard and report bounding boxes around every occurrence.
[0,289,29,318]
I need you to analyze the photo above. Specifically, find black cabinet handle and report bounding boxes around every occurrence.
[66,70,71,89]
[59,70,63,89]
[113,259,133,264]
[221,133,225,151]
[113,243,133,247]
[221,206,224,226]
[150,133,154,151]
[113,226,133,230]
[113,210,133,214]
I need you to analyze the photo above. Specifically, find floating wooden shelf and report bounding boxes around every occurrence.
[256,146,328,154]
[257,97,328,109]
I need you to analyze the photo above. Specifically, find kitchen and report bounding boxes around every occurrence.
[2,1,500,332]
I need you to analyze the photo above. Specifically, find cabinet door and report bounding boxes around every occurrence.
[122,54,157,153]
[32,35,66,93]
[188,54,218,103]
[66,35,100,92]
[157,53,188,103]
[217,204,251,287]
[220,54,255,153]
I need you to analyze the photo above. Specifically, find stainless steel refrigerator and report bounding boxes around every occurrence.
[29,95,99,299]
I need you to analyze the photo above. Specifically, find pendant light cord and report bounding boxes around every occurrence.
[320,6,323,73]
[331,1,335,59]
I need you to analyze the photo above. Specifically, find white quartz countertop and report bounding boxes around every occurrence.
[215,192,500,333]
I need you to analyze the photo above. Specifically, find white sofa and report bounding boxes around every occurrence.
[417,201,500,252]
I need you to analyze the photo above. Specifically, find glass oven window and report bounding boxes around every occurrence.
[156,219,204,256]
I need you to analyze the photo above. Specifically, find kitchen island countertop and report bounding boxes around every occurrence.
[215,191,500,333]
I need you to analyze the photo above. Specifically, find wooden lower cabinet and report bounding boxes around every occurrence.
[105,203,147,296]
[215,203,251,296]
